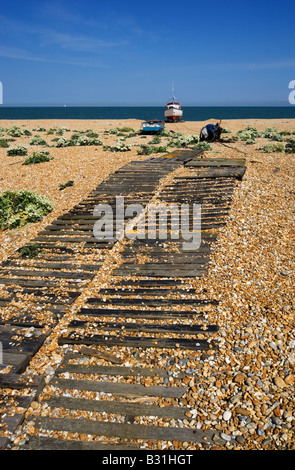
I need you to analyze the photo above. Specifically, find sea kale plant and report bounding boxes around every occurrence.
[22,150,53,165]
[285,137,295,153]
[7,145,28,156]
[105,137,132,152]
[30,135,48,146]
[261,143,285,153]
[0,189,54,230]
[0,137,9,148]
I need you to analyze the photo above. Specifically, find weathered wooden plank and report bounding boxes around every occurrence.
[181,167,246,179]
[1,352,31,373]
[68,319,218,335]
[2,261,102,272]
[0,413,25,432]
[0,278,86,288]
[185,157,246,167]
[114,267,207,277]
[51,377,187,398]
[57,360,185,378]
[0,373,44,390]
[46,395,188,419]
[58,333,216,351]
[78,307,204,320]
[96,287,207,295]
[87,297,218,306]
[29,415,220,444]
[0,269,94,280]
[24,436,140,450]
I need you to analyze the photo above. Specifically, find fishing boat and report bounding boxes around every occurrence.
[164,86,183,122]
[141,119,165,133]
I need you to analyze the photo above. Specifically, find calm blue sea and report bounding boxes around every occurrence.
[0,106,295,121]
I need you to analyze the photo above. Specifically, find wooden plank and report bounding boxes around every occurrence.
[114,268,207,277]
[180,167,246,179]
[96,287,208,295]
[58,333,216,351]
[56,362,185,379]
[0,269,94,280]
[185,157,246,167]
[24,436,140,450]
[79,346,122,363]
[0,373,44,390]
[51,377,187,398]
[0,413,25,432]
[68,319,218,334]
[0,278,86,288]
[46,395,188,419]
[78,307,204,320]
[2,261,102,272]
[0,325,47,356]
[1,352,31,373]
[0,437,10,450]
[29,415,220,444]
[87,297,218,306]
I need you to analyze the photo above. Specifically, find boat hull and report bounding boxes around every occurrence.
[164,106,183,122]
[141,120,165,133]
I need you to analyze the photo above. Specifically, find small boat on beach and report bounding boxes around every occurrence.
[164,86,183,122]
[141,119,165,133]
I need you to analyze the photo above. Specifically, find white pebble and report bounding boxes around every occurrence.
[223,410,232,421]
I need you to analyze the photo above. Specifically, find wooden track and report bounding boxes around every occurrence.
[0,151,246,450]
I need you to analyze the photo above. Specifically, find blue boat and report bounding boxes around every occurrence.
[141,119,165,133]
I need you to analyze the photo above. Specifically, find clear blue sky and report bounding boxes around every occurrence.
[0,0,294,106]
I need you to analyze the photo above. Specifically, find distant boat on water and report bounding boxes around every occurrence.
[164,86,183,122]
[141,119,165,133]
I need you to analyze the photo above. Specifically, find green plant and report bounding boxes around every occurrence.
[236,126,259,142]
[30,135,47,145]
[0,138,9,148]
[0,189,54,230]
[7,145,28,156]
[56,137,73,147]
[285,137,295,154]
[104,138,132,152]
[6,126,24,137]
[261,143,285,153]
[85,130,99,138]
[170,134,199,148]
[137,144,167,155]
[74,135,102,146]
[59,180,74,190]
[22,150,53,165]
[150,135,161,144]
[193,141,212,150]
[19,243,43,258]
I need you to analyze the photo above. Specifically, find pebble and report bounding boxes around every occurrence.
[273,376,286,388]
[271,417,282,426]
[223,411,232,421]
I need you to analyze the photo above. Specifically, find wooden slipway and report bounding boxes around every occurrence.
[0,150,246,450]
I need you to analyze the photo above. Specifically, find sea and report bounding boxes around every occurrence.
[0,106,295,121]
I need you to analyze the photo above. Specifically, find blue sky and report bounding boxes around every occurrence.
[0,0,294,106]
